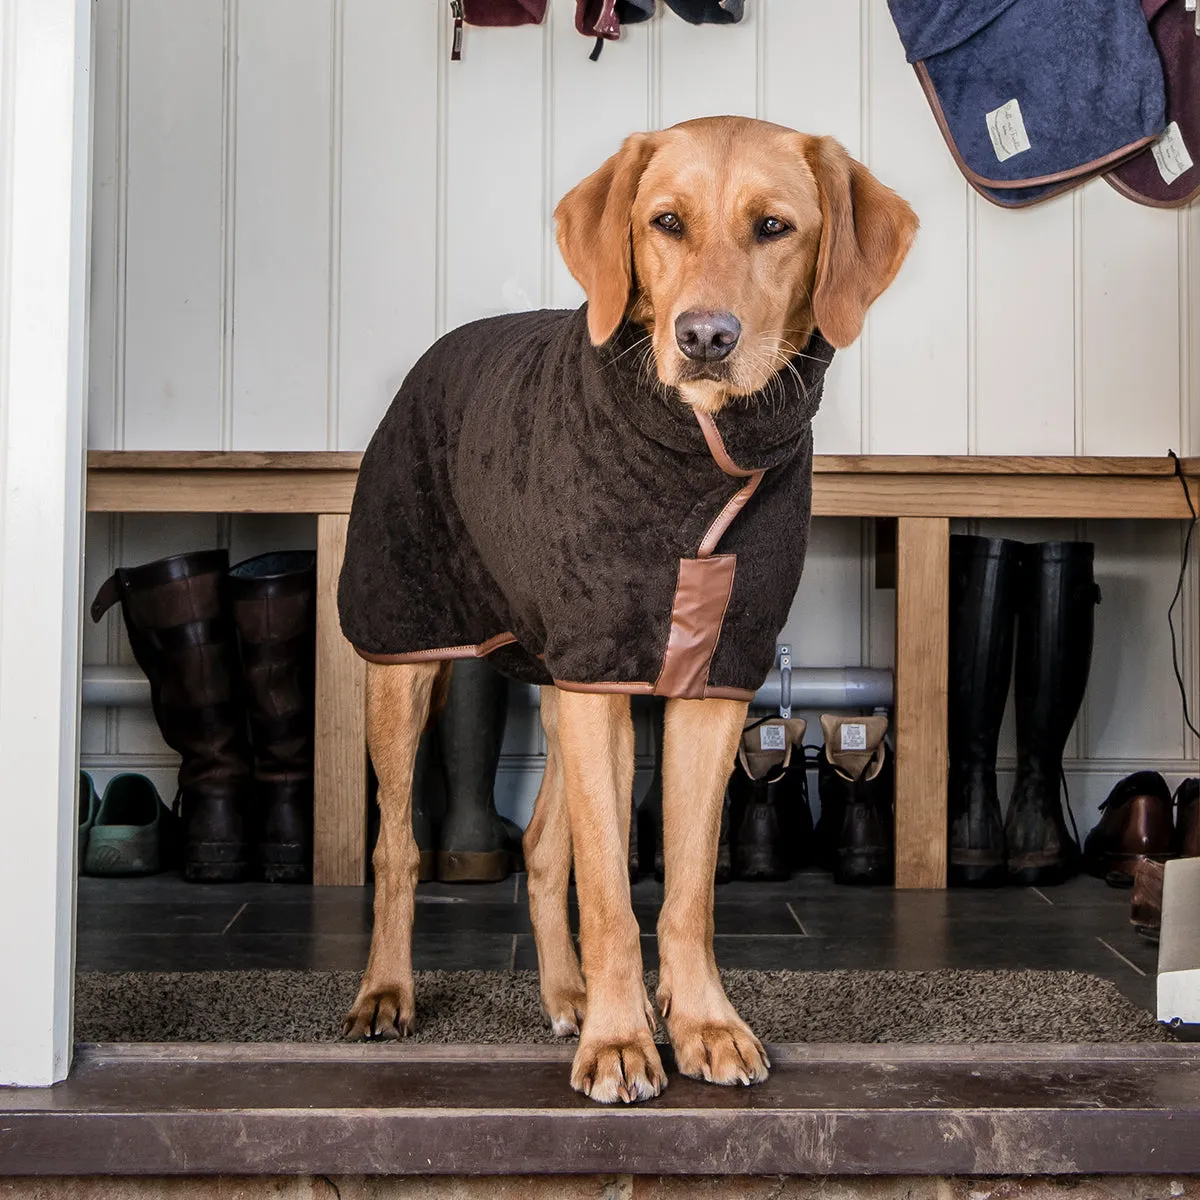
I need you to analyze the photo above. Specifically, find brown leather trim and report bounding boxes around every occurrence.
[913,62,1160,191]
[652,554,737,699]
[1104,168,1200,210]
[698,473,763,558]
[354,632,518,665]
[694,411,755,477]
[552,679,656,695]
[551,678,755,700]
[693,411,764,558]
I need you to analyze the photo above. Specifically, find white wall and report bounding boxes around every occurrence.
[84,0,1200,831]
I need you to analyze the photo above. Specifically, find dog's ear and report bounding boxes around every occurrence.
[806,137,918,350]
[555,132,659,346]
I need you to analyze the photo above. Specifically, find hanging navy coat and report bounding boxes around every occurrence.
[338,305,833,700]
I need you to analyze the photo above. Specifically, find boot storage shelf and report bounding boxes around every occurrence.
[86,451,1200,889]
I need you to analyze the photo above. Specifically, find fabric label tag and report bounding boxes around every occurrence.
[1152,122,1194,186]
[840,723,867,752]
[986,99,1032,163]
[759,724,786,751]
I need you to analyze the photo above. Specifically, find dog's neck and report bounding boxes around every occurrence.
[676,380,728,415]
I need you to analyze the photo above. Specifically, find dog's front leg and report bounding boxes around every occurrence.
[657,696,770,1086]
[557,689,664,1103]
[344,660,445,1040]
[523,685,587,1036]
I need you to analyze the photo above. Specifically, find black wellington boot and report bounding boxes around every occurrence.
[228,551,317,883]
[435,657,520,882]
[91,551,255,883]
[947,535,1022,887]
[1005,542,1101,887]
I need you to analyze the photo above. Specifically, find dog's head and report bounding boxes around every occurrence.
[555,117,918,413]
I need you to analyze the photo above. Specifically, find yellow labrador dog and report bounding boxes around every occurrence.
[340,117,917,1104]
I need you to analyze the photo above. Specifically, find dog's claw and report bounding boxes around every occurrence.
[343,984,415,1042]
[571,1032,666,1104]
[669,1016,769,1087]
[543,984,588,1038]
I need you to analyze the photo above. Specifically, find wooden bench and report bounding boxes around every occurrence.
[86,451,1200,889]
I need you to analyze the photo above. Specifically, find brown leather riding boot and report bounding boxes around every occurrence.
[814,714,894,886]
[228,552,317,883]
[1176,778,1200,859]
[1083,770,1175,886]
[91,550,255,883]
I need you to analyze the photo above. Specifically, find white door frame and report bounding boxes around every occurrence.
[0,0,92,1086]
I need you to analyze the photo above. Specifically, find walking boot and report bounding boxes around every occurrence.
[728,717,809,881]
[1176,778,1200,859]
[815,714,893,886]
[948,535,1021,887]
[1083,770,1174,886]
[227,552,317,883]
[435,657,520,882]
[1005,541,1100,886]
[91,550,255,882]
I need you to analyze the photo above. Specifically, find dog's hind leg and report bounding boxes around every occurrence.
[524,685,586,1037]
[657,696,770,1086]
[558,689,664,1103]
[344,659,447,1040]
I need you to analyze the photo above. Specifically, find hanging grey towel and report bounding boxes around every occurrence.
[338,305,833,701]
[1106,0,1199,208]
[887,0,1166,207]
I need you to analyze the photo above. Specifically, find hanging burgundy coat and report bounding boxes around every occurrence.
[338,305,833,700]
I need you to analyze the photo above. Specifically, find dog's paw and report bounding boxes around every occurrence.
[570,1030,667,1104]
[542,983,587,1038]
[343,982,415,1041]
[668,1014,770,1086]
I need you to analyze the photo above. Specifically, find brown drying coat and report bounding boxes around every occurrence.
[338,305,833,700]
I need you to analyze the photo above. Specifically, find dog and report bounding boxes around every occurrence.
[338,116,917,1104]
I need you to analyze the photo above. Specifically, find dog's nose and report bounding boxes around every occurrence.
[674,311,741,361]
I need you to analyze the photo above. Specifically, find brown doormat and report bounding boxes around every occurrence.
[74,969,1167,1044]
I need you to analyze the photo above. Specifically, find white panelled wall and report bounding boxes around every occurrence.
[85,0,1200,832]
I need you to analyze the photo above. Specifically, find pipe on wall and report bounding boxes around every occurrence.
[82,665,894,712]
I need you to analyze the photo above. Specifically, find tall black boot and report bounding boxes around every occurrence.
[1005,541,1101,886]
[228,551,317,883]
[91,551,255,883]
[435,657,519,882]
[947,535,1022,887]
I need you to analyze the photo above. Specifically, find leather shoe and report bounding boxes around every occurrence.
[1176,778,1199,859]
[1083,770,1174,886]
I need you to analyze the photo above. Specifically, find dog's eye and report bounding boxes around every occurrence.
[758,216,790,239]
[653,212,683,235]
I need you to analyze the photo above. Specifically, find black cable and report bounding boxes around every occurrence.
[1167,450,1200,743]
[319,1177,342,1200]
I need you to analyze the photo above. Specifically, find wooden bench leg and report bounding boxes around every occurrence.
[313,513,367,886]
[894,516,949,889]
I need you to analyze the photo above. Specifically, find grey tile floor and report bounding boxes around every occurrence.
[75,868,1160,1011]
